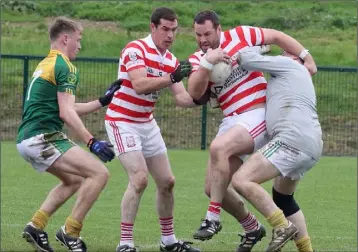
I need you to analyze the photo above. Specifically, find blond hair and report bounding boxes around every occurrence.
[48,16,83,41]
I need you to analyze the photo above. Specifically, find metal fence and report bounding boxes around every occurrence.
[1,54,356,156]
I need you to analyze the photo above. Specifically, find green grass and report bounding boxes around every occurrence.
[1,142,357,251]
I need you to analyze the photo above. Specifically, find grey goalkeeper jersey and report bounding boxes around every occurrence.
[239,48,323,160]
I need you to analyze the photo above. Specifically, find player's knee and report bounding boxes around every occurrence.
[231,178,241,192]
[272,187,300,217]
[209,139,228,160]
[160,175,175,192]
[131,171,148,193]
[95,167,110,185]
[231,173,246,193]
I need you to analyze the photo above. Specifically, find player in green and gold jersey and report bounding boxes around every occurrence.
[17,17,121,252]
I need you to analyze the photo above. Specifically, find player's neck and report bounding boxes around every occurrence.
[151,35,167,55]
[50,44,70,60]
[153,42,166,55]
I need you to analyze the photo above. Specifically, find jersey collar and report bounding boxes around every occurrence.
[48,49,70,61]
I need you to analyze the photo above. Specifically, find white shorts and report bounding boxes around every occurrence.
[16,132,76,172]
[217,108,269,155]
[105,119,167,158]
[259,140,318,180]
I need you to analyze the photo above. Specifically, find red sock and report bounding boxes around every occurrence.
[120,222,134,247]
[159,217,177,245]
[206,201,222,221]
[239,213,260,233]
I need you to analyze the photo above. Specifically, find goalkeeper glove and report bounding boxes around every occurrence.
[87,138,115,163]
[99,79,122,106]
[169,60,192,83]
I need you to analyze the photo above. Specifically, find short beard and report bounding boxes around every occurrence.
[200,39,220,53]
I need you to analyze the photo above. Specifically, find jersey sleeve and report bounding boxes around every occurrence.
[235,25,265,47]
[188,53,201,73]
[239,47,297,76]
[55,64,79,95]
[175,58,180,69]
[122,42,146,72]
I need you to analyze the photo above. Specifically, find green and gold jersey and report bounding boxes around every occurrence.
[17,50,79,143]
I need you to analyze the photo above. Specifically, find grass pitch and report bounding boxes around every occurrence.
[1,142,356,251]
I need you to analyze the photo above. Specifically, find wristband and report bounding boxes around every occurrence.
[169,74,176,84]
[87,137,96,148]
[200,57,214,70]
[299,49,310,60]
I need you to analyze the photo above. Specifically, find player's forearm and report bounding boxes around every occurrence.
[174,92,197,108]
[74,100,102,116]
[239,50,284,73]
[239,47,302,77]
[60,108,93,144]
[266,29,306,58]
[132,75,172,95]
[188,68,211,100]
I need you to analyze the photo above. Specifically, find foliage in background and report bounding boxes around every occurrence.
[1,1,357,66]
[1,1,356,155]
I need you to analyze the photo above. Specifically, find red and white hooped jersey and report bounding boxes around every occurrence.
[189,26,267,117]
[105,35,179,123]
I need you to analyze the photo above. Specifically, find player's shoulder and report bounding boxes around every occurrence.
[54,53,77,74]
[189,49,204,60]
[226,25,259,34]
[125,35,153,50]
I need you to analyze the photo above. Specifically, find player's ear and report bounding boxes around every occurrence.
[150,23,155,32]
[62,33,71,45]
[217,24,222,32]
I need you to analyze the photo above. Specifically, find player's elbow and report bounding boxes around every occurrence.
[59,107,73,123]
[188,84,202,100]
[59,111,68,122]
[189,89,204,100]
[188,78,207,100]
[131,80,147,95]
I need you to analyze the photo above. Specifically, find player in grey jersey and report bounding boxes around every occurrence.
[231,48,323,252]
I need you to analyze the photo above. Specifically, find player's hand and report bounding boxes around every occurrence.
[98,79,122,106]
[205,48,231,65]
[303,56,317,76]
[87,138,115,162]
[260,45,271,54]
[170,60,192,83]
[209,90,220,109]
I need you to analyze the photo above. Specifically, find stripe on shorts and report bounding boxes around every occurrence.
[250,120,266,138]
[110,121,124,154]
[52,141,64,154]
[262,141,282,158]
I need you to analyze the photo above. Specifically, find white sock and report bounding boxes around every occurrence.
[161,234,178,246]
[206,211,220,222]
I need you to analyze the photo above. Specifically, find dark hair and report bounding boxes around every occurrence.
[151,7,177,27]
[49,16,82,41]
[194,10,220,29]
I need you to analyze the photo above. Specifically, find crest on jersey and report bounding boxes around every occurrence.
[67,73,77,84]
[129,52,137,62]
[126,136,136,148]
[214,86,223,94]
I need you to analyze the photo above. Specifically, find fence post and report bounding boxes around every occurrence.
[22,56,29,111]
[200,104,207,150]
